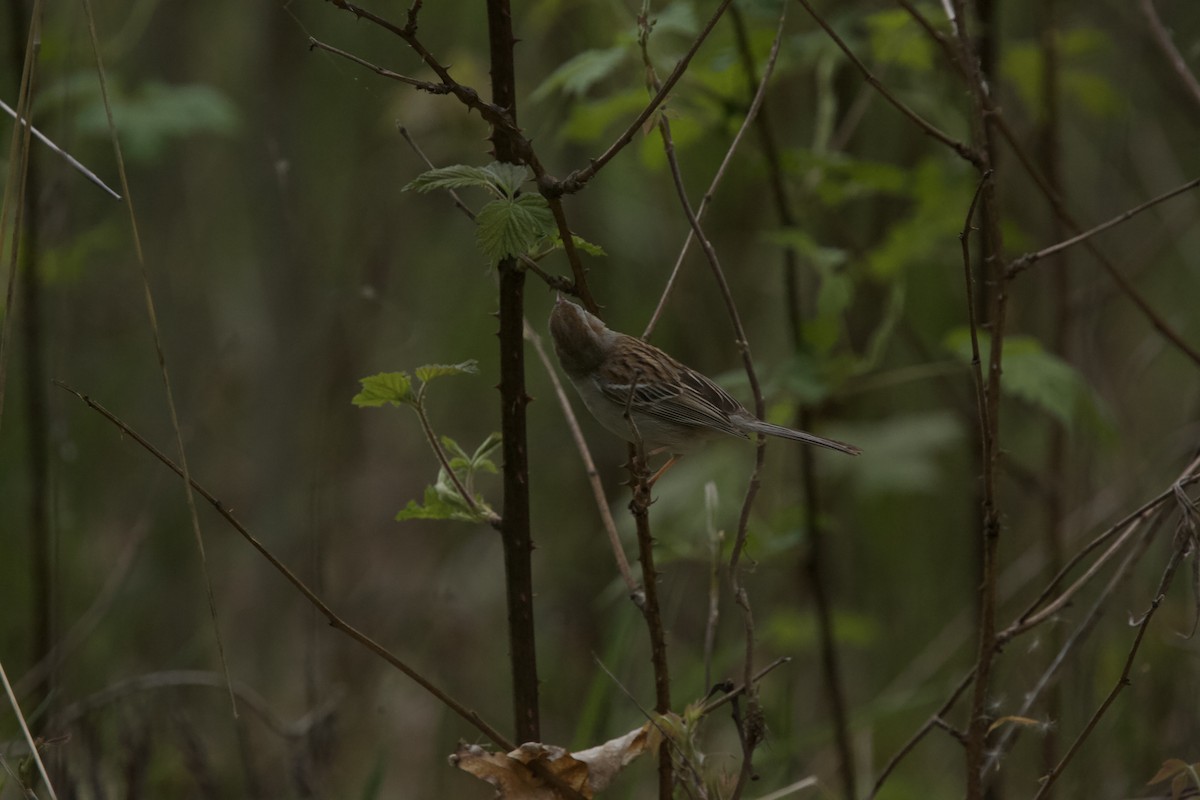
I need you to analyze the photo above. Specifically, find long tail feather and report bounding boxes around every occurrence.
[737,418,861,456]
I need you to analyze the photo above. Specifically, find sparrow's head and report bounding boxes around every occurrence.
[548,294,616,377]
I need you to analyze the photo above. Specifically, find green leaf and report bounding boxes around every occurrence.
[561,88,647,143]
[403,164,501,195]
[551,233,607,257]
[395,486,475,522]
[73,80,238,161]
[1001,28,1122,121]
[415,360,479,384]
[866,9,934,71]
[648,1,699,38]
[352,372,414,407]
[531,46,628,102]
[467,432,503,475]
[481,161,531,197]
[784,149,908,205]
[944,331,1113,435]
[866,158,973,278]
[440,436,471,464]
[764,609,880,651]
[476,194,556,262]
[471,432,503,464]
[761,228,848,271]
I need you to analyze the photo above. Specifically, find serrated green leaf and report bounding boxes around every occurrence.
[476,194,556,262]
[552,233,607,257]
[403,164,500,194]
[352,372,414,407]
[531,46,628,102]
[481,161,531,196]
[945,331,1113,436]
[440,435,470,463]
[395,486,475,522]
[472,432,503,463]
[416,360,479,384]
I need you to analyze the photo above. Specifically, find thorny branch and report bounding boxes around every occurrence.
[58,382,590,800]
[55,382,516,751]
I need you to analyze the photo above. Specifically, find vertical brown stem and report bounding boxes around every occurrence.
[953,1,1009,797]
[486,0,540,745]
[628,448,673,799]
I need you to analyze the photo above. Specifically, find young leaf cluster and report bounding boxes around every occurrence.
[404,161,556,264]
[353,362,501,525]
[396,434,501,523]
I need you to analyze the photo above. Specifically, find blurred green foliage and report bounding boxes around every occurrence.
[2,0,1199,798]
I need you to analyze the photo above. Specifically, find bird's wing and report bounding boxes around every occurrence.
[598,364,747,438]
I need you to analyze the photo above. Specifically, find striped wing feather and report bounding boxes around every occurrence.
[598,357,748,439]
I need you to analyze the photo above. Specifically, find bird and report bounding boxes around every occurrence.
[548,295,860,478]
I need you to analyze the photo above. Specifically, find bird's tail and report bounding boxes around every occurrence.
[738,418,862,456]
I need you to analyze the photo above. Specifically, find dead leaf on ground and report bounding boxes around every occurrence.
[450,723,658,798]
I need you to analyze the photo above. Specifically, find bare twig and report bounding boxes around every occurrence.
[1138,0,1200,111]
[526,320,637,593]
[16,520,148,697]
[1008,175,1200,275]
[54,382,517,752]
[703,481,721,689]
[867,668,975,798]
[627,440,673,799]
[697,655,792,716]
[0,98,120,199]
[308,37,452,94]
[866,469,1200,794]
[644,3,787,338]
[82,0,239,717]
[903,0,1200,370]
[959,172,993,442]
[727,6,857,796]
[0,0,40,437]
[322,0,521,139]
[795,0,980,167]
[984,508,1168,776]
[1032,534,1191,798]
[0,659,58,800]
[987,88,1200,367]
[56,670,341,742]
[654,104,767,800]
[551,0,738,197]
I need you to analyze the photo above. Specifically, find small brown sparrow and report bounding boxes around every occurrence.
[548,295,861,466]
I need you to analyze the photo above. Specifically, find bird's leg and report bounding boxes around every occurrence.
[647,453,681,487]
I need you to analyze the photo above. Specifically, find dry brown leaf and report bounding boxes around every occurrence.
[450,723,658,799]
[1148,758,1191,785]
